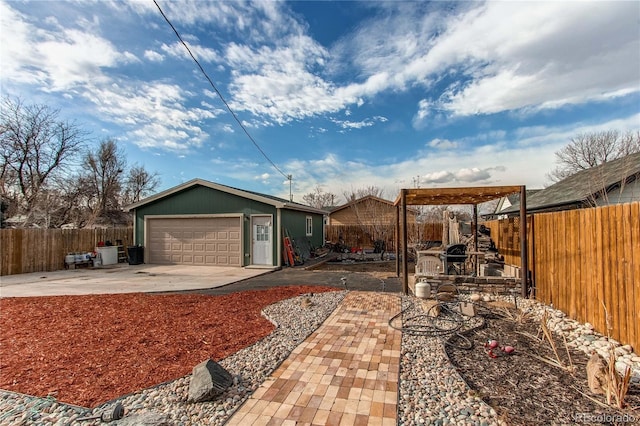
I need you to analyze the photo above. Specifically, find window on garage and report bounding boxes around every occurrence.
[306,216,313,236]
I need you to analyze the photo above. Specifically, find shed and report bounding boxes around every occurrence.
[124,179,327,267]
[328,195,418,225]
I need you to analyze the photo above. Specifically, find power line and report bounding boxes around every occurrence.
[152,0,290,181]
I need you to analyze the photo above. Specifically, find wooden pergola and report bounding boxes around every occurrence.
[394,185,528,297]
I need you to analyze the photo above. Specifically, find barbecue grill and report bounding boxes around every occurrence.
[439,243,467,274]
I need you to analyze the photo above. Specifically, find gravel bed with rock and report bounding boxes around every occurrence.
[397,292,639,426]
[396,295,501,426]
[1,290,638,425]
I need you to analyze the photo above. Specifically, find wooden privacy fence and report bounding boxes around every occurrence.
[483,217,534,269]
[325,223,443,251]
[485,202,639,352]
[0,228,133,276]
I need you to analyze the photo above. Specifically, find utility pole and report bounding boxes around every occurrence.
[287,175,293,201]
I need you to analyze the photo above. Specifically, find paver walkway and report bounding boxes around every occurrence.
[227,291,402,426]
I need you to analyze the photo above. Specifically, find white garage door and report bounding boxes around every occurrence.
[147,217,242,266]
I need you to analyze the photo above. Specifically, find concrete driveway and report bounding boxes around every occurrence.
[0,264,276,298]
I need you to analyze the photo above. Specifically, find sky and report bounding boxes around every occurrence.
[1,0,639,205]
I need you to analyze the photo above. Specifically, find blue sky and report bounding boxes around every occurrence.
[2,0,639,204]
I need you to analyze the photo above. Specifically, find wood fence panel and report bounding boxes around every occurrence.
[0,228,133,276]
[567,210,577,320]
[614,205,627,345]
[629,202,640,351]
[324,223,443,252]
[485,202,639,351]
[540,213,552,305]
[581,208,595,327]
[604,205,617,339]
[554,211,565,317]
[594,206,606,336]
[624,203,635,348]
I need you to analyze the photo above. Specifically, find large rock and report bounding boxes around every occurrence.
[188,359,233,403]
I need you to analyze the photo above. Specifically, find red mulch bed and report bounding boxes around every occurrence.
[0,286,337,407]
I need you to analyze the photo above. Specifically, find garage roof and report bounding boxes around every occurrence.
[124,178,328,215]
[393,185,524,206]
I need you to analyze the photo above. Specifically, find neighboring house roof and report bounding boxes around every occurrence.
[124,178,328,215]
[503,152,640,214]
[493,190,542,214]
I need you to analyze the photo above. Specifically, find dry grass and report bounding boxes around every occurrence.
[601,301,633,409]
[533,311,575,373]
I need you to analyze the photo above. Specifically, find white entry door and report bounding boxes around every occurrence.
[252,216,272,265]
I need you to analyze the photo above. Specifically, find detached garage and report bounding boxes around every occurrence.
[125,179,327,267]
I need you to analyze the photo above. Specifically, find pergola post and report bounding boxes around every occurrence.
[395,202,400,277]
[401,189,408,295]
[473,204,478,276]
[519,186,528,298]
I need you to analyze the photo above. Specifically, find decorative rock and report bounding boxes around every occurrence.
[470,293,481,302]
[615,360,631,374]
[188,359,234,403]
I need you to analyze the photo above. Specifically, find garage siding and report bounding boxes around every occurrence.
[147,217,242,266]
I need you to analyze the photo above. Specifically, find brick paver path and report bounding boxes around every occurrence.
[227,291,402,426]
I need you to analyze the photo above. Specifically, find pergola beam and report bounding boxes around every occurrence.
[394,185,523,206]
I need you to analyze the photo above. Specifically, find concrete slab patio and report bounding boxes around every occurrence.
[0,264,276,298]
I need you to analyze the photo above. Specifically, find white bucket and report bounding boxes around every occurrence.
[65,254,75,265]
[74,253,84,263]
[415,281,431,299]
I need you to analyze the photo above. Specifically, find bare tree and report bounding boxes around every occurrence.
[302,185,337,209]
[548,130,640,182]
[344,185,385,202]
[0,97,86,226]
[82,139,127,217]
[122,165,160,205]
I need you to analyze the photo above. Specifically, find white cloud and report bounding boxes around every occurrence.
[454,167,492,183]
[330,116,387,130]
[428,138,458,150]
[255,173,270,183]
[1,3,135,91]
[144,50,164,62]
[421,171,454,184]
[335,2,640,122]
[161,42,219,62]
[424,2,640,117]
[84,81,225,151]
[224,35,352,124]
